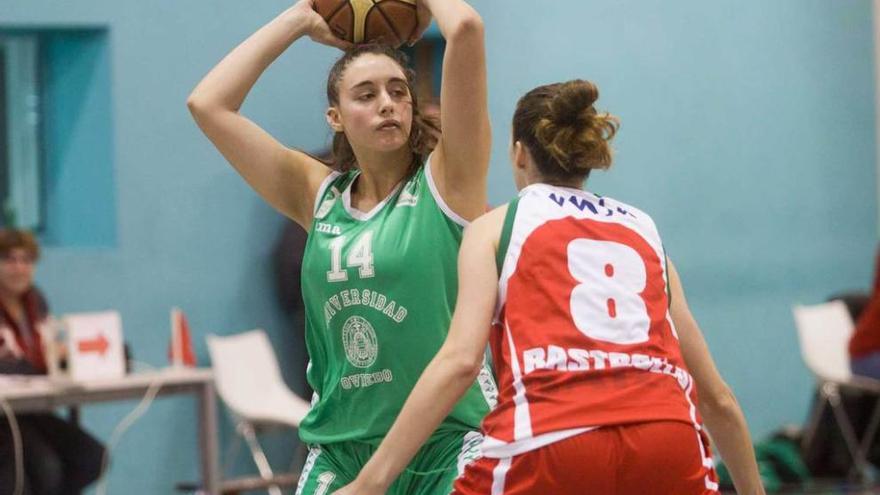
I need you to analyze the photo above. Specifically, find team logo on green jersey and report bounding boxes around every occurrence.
[315,186,340,220]
[395,180,419,207]
[342,315,378,368]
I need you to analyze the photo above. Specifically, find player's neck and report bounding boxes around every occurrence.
[533,177,585,190]
[351,147,412,208]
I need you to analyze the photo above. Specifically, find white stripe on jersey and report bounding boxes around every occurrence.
[504,322,532,441]
[481,426,594,459]
[295,445,323,495]
[682,371,719,491]
[476,361,499,409]
[490,457,512,495]
[424,153,469,227]
[456,431,485,476]
[341,175,403,221]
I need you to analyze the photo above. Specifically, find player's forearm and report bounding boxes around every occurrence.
[699,390,765,495]
[356,349,481,488]
[188,7,308,114]
[421,0,483,42]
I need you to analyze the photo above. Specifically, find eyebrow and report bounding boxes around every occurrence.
[349,77,408,91]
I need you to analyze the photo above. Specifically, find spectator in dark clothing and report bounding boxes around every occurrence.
[0,229,105,495]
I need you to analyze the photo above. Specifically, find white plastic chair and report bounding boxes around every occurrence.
[207,329,311,495]
[793,301,880,482]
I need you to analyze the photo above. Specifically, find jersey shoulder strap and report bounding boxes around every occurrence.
[496,196,520,275]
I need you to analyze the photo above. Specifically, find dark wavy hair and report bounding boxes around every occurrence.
[325,43,440,176]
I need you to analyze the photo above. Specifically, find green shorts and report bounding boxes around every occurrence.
[294,430,483,495]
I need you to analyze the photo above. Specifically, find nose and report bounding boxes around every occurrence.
[378,90,394,116]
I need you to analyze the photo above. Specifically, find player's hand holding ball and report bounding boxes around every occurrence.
[409,0,432,46]
[289,0,353,50]
[312,0,427,47]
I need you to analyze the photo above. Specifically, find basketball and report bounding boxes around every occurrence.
[314,0,419,47]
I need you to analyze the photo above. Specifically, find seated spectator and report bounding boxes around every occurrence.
[0,229,106,495]
[849,247,880,379]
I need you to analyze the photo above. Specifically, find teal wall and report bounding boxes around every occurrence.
[2,1,334,491]
[0,0,876,492]
[42,30,117,247]
[475,0,877,438]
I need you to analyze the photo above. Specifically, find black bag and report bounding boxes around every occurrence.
[0,356,40,375]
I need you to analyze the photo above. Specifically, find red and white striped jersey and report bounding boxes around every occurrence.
[481,183,705,458]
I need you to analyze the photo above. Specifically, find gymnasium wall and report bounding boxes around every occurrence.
[1,1,336,491]
[0,0,876,492]
[475,0,877,437]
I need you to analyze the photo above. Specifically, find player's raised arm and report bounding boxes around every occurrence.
[187,0,349,228]
[421,0,491,222]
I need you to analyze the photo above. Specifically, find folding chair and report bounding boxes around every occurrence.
[207,329,311,495]
[793,301,880,482]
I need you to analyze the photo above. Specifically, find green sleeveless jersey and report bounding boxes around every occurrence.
[299,162,497,446]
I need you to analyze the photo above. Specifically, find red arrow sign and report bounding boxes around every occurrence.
[77,333,110,356]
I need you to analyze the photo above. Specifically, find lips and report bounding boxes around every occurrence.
[377,119,401,131]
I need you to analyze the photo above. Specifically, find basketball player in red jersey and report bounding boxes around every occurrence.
[335,80,764,495]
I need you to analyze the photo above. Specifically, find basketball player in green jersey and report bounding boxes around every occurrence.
[188,0,495,493]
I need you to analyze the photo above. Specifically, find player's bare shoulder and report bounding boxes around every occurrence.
[281,147,335,227]
[463,204,507,249]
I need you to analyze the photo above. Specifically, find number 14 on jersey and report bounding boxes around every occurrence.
[327,232,375,282]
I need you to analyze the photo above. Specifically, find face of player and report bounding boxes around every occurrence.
[0,248,35,298]
[327,53,414,155]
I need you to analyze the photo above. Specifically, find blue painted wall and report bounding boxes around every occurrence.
[2,1,334,492]
[474,0,877,438]
[0,0,876,492]
[41,29,117,247]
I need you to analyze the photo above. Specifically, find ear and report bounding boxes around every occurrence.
[326,107,344,132]
[512,141,529,172]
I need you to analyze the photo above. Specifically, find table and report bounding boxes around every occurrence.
[0,367,220,494]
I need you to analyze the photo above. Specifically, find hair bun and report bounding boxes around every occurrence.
[514,79,619,179]
[529,79,619,176]
[549,80,599,128]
